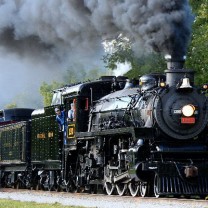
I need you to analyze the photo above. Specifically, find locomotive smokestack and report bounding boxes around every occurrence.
[165,55,186,70]
[165,55,194,87]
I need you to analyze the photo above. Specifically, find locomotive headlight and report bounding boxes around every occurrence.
[181,104,195,117]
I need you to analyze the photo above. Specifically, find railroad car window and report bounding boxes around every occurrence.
[51,91,63,105]
[79,98,89,111]
[0,111,4,121]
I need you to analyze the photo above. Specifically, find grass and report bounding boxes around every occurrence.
[0,199,86,208]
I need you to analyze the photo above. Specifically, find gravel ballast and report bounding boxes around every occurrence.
[0,189,207,208]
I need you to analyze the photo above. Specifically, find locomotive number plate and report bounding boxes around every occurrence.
[181,117,195,124]
[67,124,75,138]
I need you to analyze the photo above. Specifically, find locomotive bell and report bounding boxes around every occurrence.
[179,77,192,89]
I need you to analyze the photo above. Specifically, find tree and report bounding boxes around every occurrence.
[186,0,208,84]
[39,66,105,107]
[102,35,134,71]
[63,66,103,84]
[102,34,166,78]
[5,103,17,109]
[125,54,166,78]
[40,81,63,107]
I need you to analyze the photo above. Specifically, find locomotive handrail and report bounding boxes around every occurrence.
[76,127,153,141]
[154,144,208,153]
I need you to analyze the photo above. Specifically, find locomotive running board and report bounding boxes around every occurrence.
[76,127,153,141]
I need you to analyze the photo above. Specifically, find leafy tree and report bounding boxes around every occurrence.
[87,68,104,81]
[63,64,105,84]
[187,0,208,84]
[39,66,105,106]
[102,35,166,78]
[5,103,17,109]
[125,53,166,78]
[102,35,133,71]
[40,81,63,107]
[63,64,87,84]
[103,1,208,83]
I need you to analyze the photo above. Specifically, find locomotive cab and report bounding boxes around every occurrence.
[62,77,117,147]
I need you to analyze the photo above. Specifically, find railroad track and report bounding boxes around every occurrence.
[0,188,207,208]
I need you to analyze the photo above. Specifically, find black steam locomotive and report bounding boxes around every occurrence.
[0,56,208,198]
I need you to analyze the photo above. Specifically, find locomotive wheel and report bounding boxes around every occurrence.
[154,175,160,198]
[66,183,72,192]
[128,182,140,197]
[16,181,22,189]
[48,184,54,191]
[105,182,115,195]
[1,182,6,188]
[30,183,36,190]
[35,180,42,190]
[140,182,152,197]
[11,182,17,189]
[116,183,127,196]
[66,181,76,193]
[89,184,97,194]
[54,184,61,192]
[1,175,7,188]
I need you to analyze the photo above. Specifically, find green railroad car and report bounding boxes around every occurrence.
[31,107,60,169]
[0,121,31,164]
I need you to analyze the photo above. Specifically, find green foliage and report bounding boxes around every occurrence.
[102,35,133,71]
[40,81,63,107]
[63,64,87,84]
[87,68,103,80]
[189,0,202,12]
[103,35,166,78]
[125,53,166,78]
[103,1,208,84]
[5,103,17,109]
[186,0,208,84]
[39,66,104,107]
[63,66,103,84]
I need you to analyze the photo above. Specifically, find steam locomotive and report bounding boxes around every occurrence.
[0,56,208,198]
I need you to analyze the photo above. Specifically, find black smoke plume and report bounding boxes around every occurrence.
[0,0,193,107]
[0,0,194,58]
